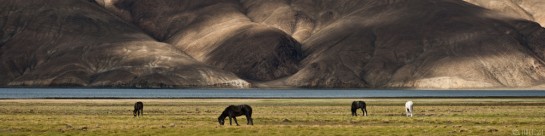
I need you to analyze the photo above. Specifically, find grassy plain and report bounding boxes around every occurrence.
[0,99,544,135]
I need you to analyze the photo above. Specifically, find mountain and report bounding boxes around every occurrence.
[1,0,545,89]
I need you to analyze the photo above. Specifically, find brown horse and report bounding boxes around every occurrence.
[133,101,143,117]
[351,101,368,116]
[218,104,253,126]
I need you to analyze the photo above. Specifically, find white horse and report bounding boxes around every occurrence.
[405,101,413,117]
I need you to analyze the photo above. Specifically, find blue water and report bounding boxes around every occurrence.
[0,88,544,98]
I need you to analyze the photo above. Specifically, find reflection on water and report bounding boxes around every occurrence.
[0,88,544,98]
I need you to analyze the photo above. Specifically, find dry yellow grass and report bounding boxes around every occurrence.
[0,99,544,135]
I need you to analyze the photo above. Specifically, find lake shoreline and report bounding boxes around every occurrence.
[2,97,545,100]
[2,88,545,98]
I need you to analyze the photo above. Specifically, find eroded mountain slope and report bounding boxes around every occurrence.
[243,0,545,88]
[2,0,545,89]
[0,0,249,88]
[97,0,304,81]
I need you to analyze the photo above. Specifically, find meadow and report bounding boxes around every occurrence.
[0,98,544,135]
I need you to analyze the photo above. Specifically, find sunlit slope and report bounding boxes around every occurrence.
[465,0,545,27]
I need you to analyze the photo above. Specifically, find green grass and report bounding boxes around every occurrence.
[0,99,544,135]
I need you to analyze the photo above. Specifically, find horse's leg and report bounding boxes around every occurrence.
[246,114,253,125]
[246,116,250,125]
[231,117,239,126]
[249,113,254,125]
[364,108,368,116]
[229,117,233,125]
[361,108,365,116]
[409,107,413,117]
[411,107,414,117]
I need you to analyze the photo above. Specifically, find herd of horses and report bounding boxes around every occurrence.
[133,100,415,126]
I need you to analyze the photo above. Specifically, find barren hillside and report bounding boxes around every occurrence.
[1,0,545,88]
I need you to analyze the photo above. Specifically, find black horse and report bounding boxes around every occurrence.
[133,101,143,117]
[218,104,253,126]
[351,101,368,116]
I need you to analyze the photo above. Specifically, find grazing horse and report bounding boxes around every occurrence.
[218,104,253,126]
[351,101,368,116]
[133,101,143,117]
[405,101,413,117]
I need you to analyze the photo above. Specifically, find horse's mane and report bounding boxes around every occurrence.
[221,105,235,115]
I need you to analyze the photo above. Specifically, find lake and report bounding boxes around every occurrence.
[0,88,545,98]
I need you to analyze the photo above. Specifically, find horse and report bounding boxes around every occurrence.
[218,104,253,126]
[351,101,368,116]
[405,101,413,117]
[133,101,143,117]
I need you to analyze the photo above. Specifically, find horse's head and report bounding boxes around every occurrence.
[133,110,137,117]
[218,116,225,125]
